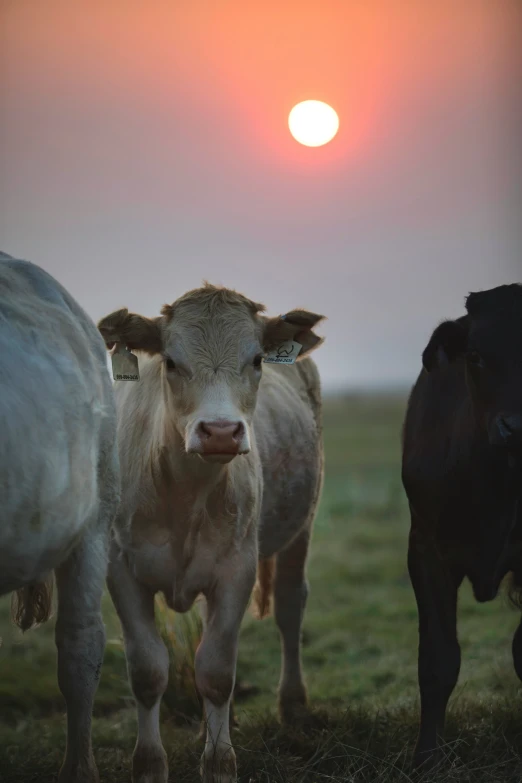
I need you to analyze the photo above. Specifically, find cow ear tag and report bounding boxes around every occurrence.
[111,343,140,381]
[264,340,302,365]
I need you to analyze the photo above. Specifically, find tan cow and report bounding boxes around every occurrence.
[98,284,325,783]
[0,252,120,783]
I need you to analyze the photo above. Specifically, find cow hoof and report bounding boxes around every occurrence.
[200,748,237,783]
[412,746,440,772]
[278,686,309,724]
[58,755,100,783]
[132,744,168,783]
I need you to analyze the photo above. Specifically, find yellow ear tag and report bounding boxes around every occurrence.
[111,344,140,381]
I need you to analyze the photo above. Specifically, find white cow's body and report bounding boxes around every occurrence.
[0,253,120,783]
[112,355,321,610]
[98,286,324,783]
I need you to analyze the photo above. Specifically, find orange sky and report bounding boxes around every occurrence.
[2,0,521,387]
[5,0,519,171]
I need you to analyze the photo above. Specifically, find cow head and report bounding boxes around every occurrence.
[98,284,324,464]
[422,283,522,456]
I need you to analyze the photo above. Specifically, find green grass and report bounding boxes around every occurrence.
[1,392,522,781]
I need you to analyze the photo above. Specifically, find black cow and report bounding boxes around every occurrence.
[402,283,522,766]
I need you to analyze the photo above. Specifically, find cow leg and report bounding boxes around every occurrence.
[512,615,522,681]
[408,527,463,768]
[196,557,256,783]
[106,541,169,783]
[198,593,236,739]
[274,530,310,722]
[199,701,237,741]
[54,524,108,783]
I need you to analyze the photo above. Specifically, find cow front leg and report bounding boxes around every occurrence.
[198,700,237,741]
[512,613,522,681]
[196,556,256,783]
[106,541,169,783]
[408,526,463,768]
[274,530,310,722]
[54,525,109,783]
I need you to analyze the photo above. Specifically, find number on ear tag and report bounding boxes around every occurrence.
[111,344,140,381]
[264,340,302,365]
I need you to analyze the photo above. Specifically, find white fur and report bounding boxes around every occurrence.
[106,294,324,783]
[0,255,120,783]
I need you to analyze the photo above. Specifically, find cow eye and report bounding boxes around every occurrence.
[253,354,263,369]
[468,351,483,366]
[165,357,176,371]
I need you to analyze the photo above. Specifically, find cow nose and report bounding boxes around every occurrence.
[495,414,522,446]
[198,421,245,454]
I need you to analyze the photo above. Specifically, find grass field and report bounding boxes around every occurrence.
[1,393,522,782]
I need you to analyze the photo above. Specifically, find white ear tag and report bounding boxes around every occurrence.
[111,344,140,381]
[264,340,302,365]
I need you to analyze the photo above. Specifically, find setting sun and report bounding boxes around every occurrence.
[288,100,339,147]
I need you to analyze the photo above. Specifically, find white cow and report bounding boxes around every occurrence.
[0,253,120,783]
[98,284,325,783]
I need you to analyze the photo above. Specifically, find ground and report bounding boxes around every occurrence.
[1,393,522,782]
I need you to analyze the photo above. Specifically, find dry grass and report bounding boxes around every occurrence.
[2,701,522,782]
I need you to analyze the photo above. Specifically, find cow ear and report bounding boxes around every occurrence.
[262,309,325,357]
[97,308,163,355]
[422,317,468,372]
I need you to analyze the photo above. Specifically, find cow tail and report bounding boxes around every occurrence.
[11,576,54,632]
[251,557,275,620]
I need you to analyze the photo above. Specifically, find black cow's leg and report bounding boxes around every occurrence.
[408,524,463,767]
[510,566,522,680]
[512,615,522,681]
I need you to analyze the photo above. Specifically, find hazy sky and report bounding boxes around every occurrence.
[2,0,521,389]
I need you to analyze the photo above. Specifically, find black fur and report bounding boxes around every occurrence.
[402,283,522,767]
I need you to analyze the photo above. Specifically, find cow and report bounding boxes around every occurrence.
[97,284,325,783]
[401,283,522,767]
[0,252,120,782]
